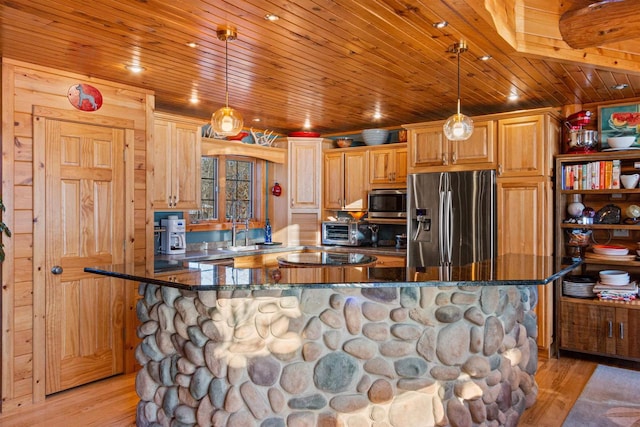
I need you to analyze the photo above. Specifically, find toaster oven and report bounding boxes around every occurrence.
[321,221,372,246]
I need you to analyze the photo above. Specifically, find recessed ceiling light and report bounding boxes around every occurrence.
[373,112,382,120]
[252,118,261,122]
[432,21,448,29]
[478,54,492,61]
[265,13,279,21]
[612,83,628,90]
[508,94,519,101]
[186,42,198,48]
[125,64,145,73]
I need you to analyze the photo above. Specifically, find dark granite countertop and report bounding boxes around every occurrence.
[85,253,579,291]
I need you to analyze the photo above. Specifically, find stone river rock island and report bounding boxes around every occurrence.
[85,255,577,426]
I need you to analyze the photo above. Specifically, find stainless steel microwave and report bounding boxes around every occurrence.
[368,189,407,219]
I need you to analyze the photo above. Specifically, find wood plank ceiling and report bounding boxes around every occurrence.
[1,0,640,134]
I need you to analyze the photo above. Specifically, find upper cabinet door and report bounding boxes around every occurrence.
[498,115,547,178]
[289,138,322,210]
[450,120,496,167]
[343,150,368,209]
[409,125,447,169]
[323,151,345,210]
[151,114,202,210]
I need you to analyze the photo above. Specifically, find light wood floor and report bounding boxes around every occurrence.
[0,355,625,426]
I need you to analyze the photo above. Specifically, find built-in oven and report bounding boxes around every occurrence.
[368,189,407,219]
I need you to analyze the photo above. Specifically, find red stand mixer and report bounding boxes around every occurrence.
[563,110,598,153]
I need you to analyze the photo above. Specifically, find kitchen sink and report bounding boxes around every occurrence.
[223,245,263,252]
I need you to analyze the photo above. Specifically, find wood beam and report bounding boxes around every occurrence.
[560,0,640,49]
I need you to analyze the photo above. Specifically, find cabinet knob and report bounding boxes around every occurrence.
[498,164,503,176]
[51,265,63,275]
[452,152,457,164]
[442,154,447,165]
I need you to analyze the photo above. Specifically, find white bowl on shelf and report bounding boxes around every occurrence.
[599,270,630,285]
[621,174,640,189]
[607,136,636,148]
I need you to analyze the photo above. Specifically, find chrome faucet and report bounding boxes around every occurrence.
[230,216,250,247]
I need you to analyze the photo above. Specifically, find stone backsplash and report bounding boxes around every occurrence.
[135,282,538,426]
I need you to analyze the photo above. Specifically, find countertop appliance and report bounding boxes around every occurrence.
[368,189,407,219]
[407,171,496,269]
[160,217,186,254]
[321,220,372,246]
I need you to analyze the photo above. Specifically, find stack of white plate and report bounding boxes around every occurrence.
[599,270,630,286]
[563,276,597,298]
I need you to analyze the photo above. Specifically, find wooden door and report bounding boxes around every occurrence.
[369,148,394,184]
[497,115,545,178]
[151,118,173,208]
[343,151,368,210]
[450,120,496,168]
[393,146,408,184]
[289,139,321,210]
[172,121,201,209]
[616,308,640,359]
[409,125,447,170]
[324,152,345,209]
[44,119,126,394]
[560,301,616,355]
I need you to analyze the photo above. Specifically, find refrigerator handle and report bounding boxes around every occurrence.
[438,174,446,264]
[445,190,453,264]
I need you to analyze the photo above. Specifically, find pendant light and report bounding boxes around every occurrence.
[211,26,244,136]
[443,40,473,141]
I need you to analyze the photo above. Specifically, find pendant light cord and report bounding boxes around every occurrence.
[456,49,461,115]
[225,38,229,108]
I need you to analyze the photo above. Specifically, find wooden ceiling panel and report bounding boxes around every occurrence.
[1,0,640,134]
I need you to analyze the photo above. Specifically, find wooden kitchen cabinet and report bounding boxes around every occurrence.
[151,113,202,209]
[289,138,322,210]
[287,137,323,245]
[406,120,495,172]
[559,299,640,360]
[369,144,407,186]
[497,114,558,178]
[497,177,552,257]
[324,149,369,210]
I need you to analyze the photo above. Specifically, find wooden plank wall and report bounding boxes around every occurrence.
[0,58,153,411]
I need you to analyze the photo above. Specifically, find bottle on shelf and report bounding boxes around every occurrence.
[264,218,272,243]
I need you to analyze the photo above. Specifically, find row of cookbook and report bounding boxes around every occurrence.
[561,160,621,190]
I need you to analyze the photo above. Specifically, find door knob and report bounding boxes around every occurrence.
[51,265,63,275]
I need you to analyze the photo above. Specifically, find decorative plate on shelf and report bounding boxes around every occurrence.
[592,244,629,256]
[288,131,320,137]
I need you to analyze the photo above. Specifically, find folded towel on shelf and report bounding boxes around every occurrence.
[593,281,638,301]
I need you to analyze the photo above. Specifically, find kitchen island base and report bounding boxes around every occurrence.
[134,282,539,427]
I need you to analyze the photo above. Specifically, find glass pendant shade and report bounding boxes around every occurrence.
[212,106,243,136]
[444,102,474,141]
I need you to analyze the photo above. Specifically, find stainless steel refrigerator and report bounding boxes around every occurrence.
[407,170,496,268]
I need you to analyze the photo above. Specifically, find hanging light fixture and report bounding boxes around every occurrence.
[211,26,244,136]
[443,40,474,141]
